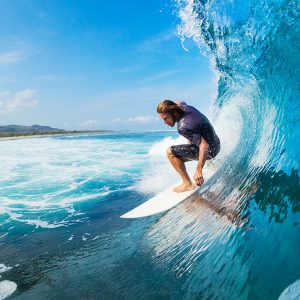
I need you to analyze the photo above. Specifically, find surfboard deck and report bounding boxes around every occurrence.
[120,185,199,219]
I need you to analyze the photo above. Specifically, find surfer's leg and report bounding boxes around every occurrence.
[166,147,195,192]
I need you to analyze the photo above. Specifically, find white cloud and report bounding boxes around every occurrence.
[0,91,10,98]
[112,118,122,123]
[111,116,158,124]
[80,120,100,126]
[0,89,38,114]
[0,51,25,64]
[35,74,85,81]
[35,75,65,81]
[128,115,158,123]
[91,77,217,130]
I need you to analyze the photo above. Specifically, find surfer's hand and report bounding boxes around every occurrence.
[193,170,204,186]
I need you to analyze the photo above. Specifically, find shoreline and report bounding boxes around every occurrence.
[0,130,112,141]
[0,130,177,141]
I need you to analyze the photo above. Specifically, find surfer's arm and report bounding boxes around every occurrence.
[193,138,209,186]
[197,138,209,170]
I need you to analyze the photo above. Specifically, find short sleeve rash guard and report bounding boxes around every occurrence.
[177,101,220,150]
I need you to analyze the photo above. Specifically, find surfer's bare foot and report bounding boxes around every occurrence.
[173,183,196,193]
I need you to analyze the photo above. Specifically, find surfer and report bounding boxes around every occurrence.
[157,100,220,193]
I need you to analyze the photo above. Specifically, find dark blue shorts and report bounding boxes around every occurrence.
[170,142,220,162]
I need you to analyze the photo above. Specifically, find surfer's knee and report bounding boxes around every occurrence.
[166,147,173,158]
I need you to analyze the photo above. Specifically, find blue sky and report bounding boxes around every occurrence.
[0,0,215,130]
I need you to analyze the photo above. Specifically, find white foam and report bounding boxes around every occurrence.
[0,266,16,300]
[148,136,186,156]
[212,96,244,159]
[23,219,66,229]
[0,280,17,300]
[279,279,300,300]
[176,0,203,45]
[0,136,149,228]
[0,265,12,274]
[136,135,220,194]
[136,136,190,193]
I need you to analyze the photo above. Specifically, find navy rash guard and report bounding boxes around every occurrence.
[177,102,220,153]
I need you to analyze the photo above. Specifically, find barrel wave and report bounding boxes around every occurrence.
[177,0,299,208]
[153,0,300,298]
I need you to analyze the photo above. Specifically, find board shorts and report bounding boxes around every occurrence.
[170,142,220,162]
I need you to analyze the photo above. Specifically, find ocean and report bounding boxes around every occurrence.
[1,0,300,299]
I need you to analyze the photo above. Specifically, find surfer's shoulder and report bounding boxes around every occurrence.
[176,100,187,110]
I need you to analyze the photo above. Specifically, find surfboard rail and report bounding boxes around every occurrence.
[120,185,199,218]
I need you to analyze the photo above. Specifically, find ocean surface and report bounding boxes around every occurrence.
[1,0,300,299]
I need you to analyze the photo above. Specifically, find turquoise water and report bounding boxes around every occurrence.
[0,130,299,300]
[1,0,300,298]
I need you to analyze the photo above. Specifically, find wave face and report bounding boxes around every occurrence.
[133,2,300,297]
[176,0,300,214]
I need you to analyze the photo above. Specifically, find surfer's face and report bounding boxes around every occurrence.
[159,113,175,127]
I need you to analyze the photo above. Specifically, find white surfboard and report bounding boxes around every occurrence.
[120,185,198,219]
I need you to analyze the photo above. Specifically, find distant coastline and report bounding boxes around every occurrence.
[0,130,113,141]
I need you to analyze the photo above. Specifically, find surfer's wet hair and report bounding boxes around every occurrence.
[156,100,184,115]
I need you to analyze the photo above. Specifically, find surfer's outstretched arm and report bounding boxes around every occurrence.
[193,138,209,187]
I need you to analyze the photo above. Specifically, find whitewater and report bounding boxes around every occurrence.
[1,0,299,299]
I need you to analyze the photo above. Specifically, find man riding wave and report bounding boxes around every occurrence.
[157,100,220,193]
